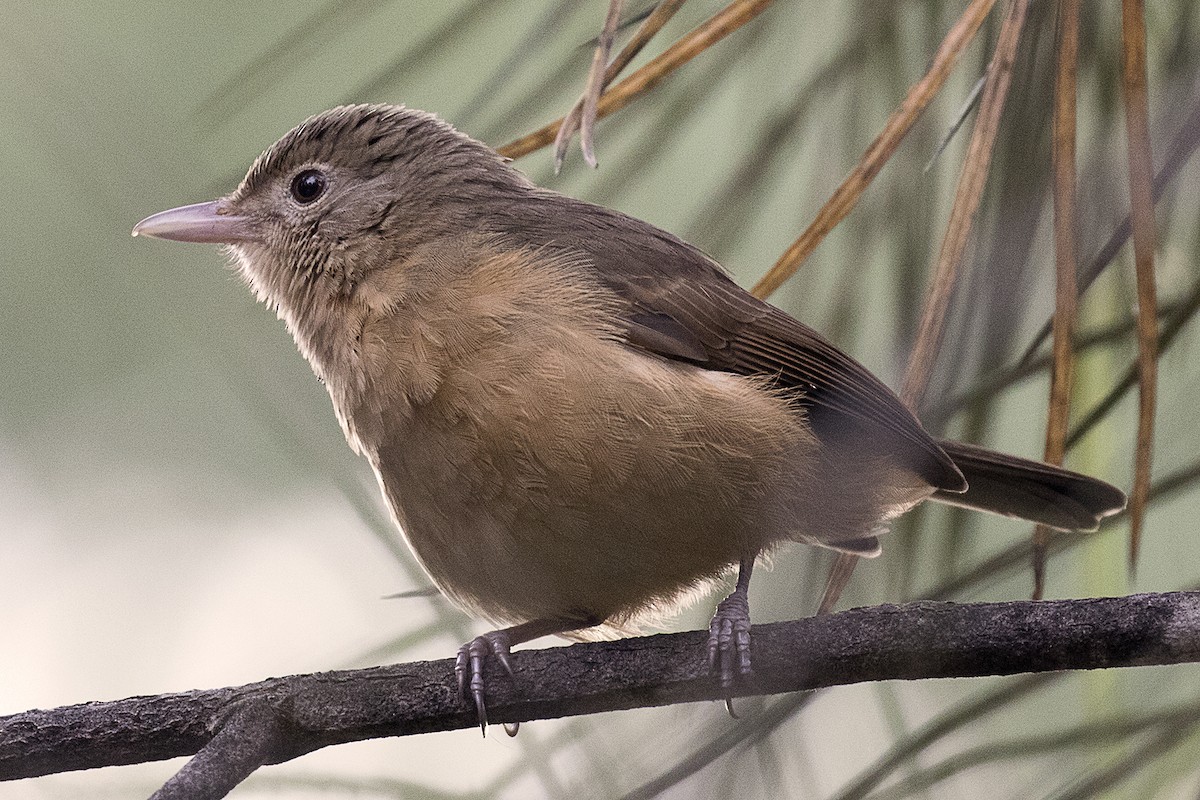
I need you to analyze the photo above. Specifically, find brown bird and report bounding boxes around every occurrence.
[134,104,1125,730]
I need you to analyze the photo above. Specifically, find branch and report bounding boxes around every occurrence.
[750,0,999,299]
[900,0,1028,409]
[1120,0,1160,571]
[497,0,775,160]
[3,593,1199,798]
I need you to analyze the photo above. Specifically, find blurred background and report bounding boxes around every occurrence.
[2,0,1200,797]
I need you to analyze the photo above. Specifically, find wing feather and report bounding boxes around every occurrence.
[493,193,967,492]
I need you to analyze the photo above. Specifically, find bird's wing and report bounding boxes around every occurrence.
[520,197,966,493]
[617,267,964,492]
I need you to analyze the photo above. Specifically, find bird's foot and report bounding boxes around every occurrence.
[707,586,752,703]
[455,630,516,735]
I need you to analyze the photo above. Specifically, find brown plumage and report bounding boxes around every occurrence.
[134,103,1126,730]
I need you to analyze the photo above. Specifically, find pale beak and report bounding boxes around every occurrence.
[132,200,257,244]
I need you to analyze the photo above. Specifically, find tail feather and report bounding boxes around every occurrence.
[930,439,1127,532]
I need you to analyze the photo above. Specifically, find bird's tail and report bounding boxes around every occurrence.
[930,439,1127,531]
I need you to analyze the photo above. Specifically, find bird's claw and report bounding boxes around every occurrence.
[707,588,752,712]
[455,630,516,735]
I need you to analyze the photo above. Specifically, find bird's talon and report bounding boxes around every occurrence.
[457,631,516,735]
[473,688,488,735]
[495,648,515,679]
[708,587,753,696]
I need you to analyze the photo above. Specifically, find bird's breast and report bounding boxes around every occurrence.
[329,243,819,627]
[369,333,816,628]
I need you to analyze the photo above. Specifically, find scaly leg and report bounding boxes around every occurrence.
[456,616,598,734]
[708,555,755,697]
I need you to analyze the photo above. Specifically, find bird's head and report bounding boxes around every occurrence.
[134,104,525,320]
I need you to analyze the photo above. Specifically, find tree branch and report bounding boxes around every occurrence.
[3,592,1199,797]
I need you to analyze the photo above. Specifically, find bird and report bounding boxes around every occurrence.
[133,103,1126,731]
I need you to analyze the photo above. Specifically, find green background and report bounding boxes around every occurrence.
[3,1,1199,797]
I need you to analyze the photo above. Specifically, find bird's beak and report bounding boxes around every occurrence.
[132,200,257,244]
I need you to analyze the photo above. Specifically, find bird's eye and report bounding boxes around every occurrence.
[290,169,327,204]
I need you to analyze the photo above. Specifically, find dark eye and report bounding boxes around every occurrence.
[290,169,327,204]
